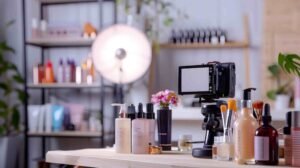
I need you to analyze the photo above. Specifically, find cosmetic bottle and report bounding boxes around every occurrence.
[31,18,39,38]
[295,78,300,109]
[234,88,258,164]
[40,20,48,38]
[75,66,82,84]
[45,60,55,83]
[70,60,76,83]
[219,31,227,44]
[127,104,136,121]
[113,104,131,154]
[170,30,177,44]
[38,64,44,83]
[65,60,71,83]
[132,103,150,154]
[254,103,278,165]
[33,65,39,84]
[199,29,205,43]
[204,29,211,43]
[291,111,300,167]
[283,112,292,165]
[210,30,218,45]
[146,103,156,145]
[57,59,64,83]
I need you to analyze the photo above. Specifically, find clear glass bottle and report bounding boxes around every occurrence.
[234,88,258,164]
[217,129,234,161]
[178,134,192,152]
[212,136,221,160]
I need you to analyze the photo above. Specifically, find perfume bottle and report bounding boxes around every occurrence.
[254,103,278,165]
[283,112,292,165]
[234,88,258,164]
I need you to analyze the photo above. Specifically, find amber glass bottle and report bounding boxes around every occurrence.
[254,104,278,165]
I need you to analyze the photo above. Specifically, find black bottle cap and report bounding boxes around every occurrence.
[283,111,292,135]
[127,104,136,120]
[243,88,256,100]
[146,103,155,119]
[137,103,145,118]
[262,103,272,124]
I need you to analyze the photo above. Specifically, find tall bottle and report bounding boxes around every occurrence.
[132,103,150,154]
[146,103,156,145]
[113,104,131,154]
[254,103,278,165]
[234,88,258,164]
[45,60,55,83]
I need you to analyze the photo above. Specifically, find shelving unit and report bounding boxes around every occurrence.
[21,0,117,167]
[27,131,102,138]
[160,41,249,49]
[27,37,93,48]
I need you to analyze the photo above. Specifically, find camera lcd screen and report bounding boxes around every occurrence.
[179,66,210,94]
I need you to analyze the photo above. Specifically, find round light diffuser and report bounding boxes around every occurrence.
[92,24,152,84]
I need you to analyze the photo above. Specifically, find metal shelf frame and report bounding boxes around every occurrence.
[21,0,117,167]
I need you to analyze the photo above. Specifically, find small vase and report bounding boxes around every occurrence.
[157,106,172,151]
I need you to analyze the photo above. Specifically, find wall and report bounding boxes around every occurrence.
[1,0,263,167]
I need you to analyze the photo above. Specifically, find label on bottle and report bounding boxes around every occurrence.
[254,136,269,161]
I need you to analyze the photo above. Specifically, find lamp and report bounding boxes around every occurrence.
[91,24,152,86]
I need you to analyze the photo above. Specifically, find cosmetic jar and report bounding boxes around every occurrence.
[178,134,192,152]
[212,136,221,160]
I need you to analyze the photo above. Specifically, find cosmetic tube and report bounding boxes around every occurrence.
[52,105,64,132]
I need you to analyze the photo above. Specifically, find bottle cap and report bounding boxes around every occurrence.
[262,103,272,124]
[243,88,256,100]
[137,103,145,118]
[47,60,52,67]
[146,103,155,119]
[127,104,136,120]
[283,111,292,135]
[112,103,127,118]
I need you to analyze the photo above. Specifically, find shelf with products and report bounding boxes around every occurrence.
[27,83,102,89]
[160,41,249,49]
[39,0,114,5]
[27,131,102,138]
[27,37,93,48]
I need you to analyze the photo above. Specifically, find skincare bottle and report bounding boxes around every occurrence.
[57,59,64,83]
[283,112,292,165]
[45,60,55,83]
[254,103,278,165]
[127,104,136,121]
[291,111,300,167]
[31,18,39,38]
[33,64,39,84]
[146,103,156,145]
[113,104,131,154]
[40,20,48,37]
[132,103,150,154]
[75,66,82,84]
[65,60,71,83]
[234,88,258,164]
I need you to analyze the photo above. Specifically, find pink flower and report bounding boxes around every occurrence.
[151,89,178,108]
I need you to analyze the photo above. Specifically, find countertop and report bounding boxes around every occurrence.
[46,148,290,168]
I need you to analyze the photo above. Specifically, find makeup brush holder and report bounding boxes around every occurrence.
[157,107,172,151]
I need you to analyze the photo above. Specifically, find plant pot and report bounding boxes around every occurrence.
[157,107,172,151]
[275,94,290,110]
[0,135,21,168]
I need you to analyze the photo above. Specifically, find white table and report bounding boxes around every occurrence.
[46,148,289,168]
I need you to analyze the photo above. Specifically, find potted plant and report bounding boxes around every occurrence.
[151,89,178,151]
[266,63,291,110]
[278,53,300,109]
[0,22,26,168]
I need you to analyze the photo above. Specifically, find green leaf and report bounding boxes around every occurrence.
[267,90,277,100]
[0,100,8,109]
[0,110,9,118]
[12,74,25,84]
[268,64,280,77]
[0,82,11,95]
[0,126,4,136]
[0,42,14,53]
[11,106,20,131]
[16,89,27,104]
[163,17,173,27]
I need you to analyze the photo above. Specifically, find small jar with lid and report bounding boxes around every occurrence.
[178,134,192,152]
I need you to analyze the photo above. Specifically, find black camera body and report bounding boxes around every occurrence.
[178,62,235,99]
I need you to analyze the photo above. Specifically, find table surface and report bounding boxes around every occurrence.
[46,148,290,168]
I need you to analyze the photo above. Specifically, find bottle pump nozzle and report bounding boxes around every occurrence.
[243,88,256,100]
[112,103,127,118]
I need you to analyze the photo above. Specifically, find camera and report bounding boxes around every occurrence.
[178,62,236,158]
[178,62,235,99]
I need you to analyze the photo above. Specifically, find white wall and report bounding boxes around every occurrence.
[1,0,263,167]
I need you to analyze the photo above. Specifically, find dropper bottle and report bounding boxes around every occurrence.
[146,103,156,145]
[234,88,258,164]
[112,104,131,154]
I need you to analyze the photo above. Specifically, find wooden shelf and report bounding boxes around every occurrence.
[28,131,102,138]
[27,83,101,89]
[160,42,249,49]
[26,37,93,48]
[39,0,113,5]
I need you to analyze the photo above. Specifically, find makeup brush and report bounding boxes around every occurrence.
[220,105,227,129]
[253,101,264,126]
[226,99,236,129]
